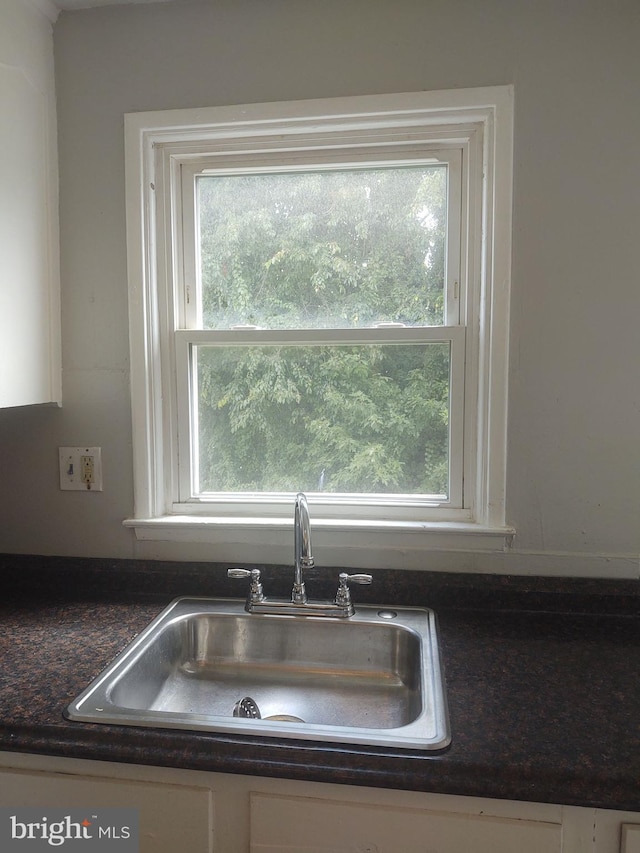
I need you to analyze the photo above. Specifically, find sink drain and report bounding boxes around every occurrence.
[233,696,261,719]
[232,698,304,723]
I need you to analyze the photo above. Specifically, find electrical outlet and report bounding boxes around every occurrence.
[59,447,103,491]
[81,454,95,486]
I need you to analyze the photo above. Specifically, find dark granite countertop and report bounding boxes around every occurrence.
[0,555,639,811]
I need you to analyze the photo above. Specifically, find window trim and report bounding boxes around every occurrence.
[123,87,515,565]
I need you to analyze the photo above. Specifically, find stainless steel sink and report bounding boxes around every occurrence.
[65,597,450,750]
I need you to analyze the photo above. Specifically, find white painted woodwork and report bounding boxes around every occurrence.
[0,0,60,407]
[122,87,514,567]
[249,791,562,853]
[0,767,213,853]
[621,825,640,853]
[2,751,640,853]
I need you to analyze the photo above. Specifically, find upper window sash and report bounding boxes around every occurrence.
[176,149,464,333]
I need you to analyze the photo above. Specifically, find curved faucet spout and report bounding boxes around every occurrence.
[229,491,371,617]
[293,492,313,604]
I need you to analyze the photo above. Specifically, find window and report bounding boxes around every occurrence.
[183,160,462,505]
[124,88,514,568]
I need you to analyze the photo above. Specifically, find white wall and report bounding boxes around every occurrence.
[0,0,638,577]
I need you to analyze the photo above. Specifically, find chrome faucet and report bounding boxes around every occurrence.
[292,492,312,604]
[228,492,372,617]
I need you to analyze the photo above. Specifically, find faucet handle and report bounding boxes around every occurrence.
[339,572,373,587]
[228,567,254,579]
[338,572,373,584]
[227,568,264,603]
[335,572,373,610]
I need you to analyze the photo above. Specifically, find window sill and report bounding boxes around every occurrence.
[123,515,515,571]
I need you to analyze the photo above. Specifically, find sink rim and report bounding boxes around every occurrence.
[64,596,451,752]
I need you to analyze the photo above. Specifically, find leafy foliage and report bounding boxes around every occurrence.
[198,167,446,329]
[196,167,451,496]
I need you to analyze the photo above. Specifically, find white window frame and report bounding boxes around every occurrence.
[123,87,515,569]
[177,148,463,510]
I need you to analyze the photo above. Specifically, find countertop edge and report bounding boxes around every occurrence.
[1,720,638,813]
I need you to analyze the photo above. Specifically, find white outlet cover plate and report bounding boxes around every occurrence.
[59,447,103,491]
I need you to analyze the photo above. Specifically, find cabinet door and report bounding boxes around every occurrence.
[0,769,213,853]
[0,0,60,407]
[622,825,640,853]
[250,792,562,853]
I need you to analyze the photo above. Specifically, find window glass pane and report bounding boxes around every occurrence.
[195,343,450,498]
[197,167,447,330]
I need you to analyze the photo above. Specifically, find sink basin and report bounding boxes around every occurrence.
[65,597,450,750]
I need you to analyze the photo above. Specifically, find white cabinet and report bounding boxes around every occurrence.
[0,751,638,853]
[621,825,640,853]
[0,767,213,853]
[249,791,562,853]
[594,813,640,853]
[0,0,61,407]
